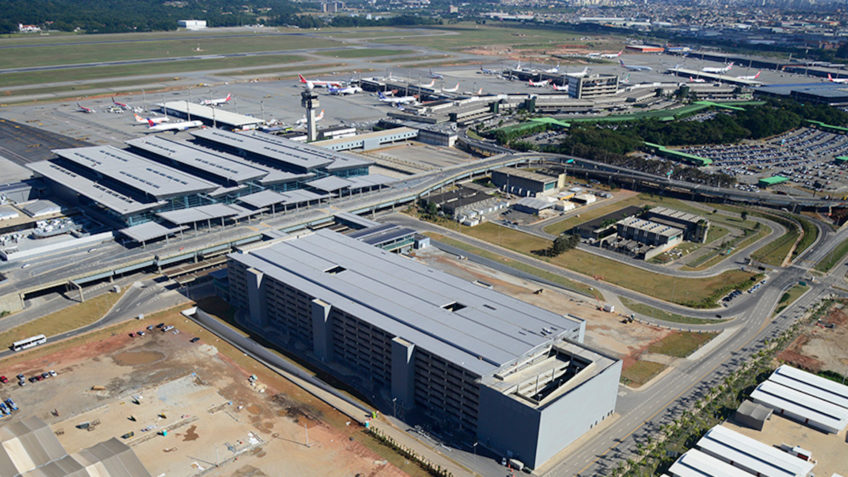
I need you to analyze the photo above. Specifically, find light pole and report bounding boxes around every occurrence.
[473,441,477,457]
[392,397,397,417]
[260,100,265,124]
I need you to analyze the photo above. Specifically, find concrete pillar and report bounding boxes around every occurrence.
[391,337,416,411]
[311,299,332,361]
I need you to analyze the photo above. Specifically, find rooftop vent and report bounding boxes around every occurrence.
[442,302,466,312]
[324,265,346,275]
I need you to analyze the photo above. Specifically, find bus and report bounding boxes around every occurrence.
[11,335,46,352]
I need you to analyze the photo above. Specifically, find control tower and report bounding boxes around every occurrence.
[300,87,320,142]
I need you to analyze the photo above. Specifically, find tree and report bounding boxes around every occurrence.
[550,233,579,256]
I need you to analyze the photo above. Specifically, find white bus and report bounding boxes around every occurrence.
[11,334,46,351]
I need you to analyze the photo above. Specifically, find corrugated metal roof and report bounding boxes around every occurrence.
[750,380,848,433]
[772,364,848,409]
[696,425,816,477]
[306,176,353,193]
[159,101,263,128]
[157,204,241,225]
[192,129,332,171]
[232,229,584,376]
[119,222,186,243]
[668,449,752,477]
[247,131,373,172]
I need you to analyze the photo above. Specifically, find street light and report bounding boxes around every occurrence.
[392,397,397,417]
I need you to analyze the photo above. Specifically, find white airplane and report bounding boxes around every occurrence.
[429,70,444,79]
[77,103,95,114]
[378,92,417,104]
[295,109,325,126]
[480,66,499,75]
[146,119,202,132]
[329,85,362,95]
[619,59,652,72]
[528,78,550,87]
[200,93,231,106]
[601,50,623,59]
[828,74,848,84]
[134,113,170,124]
[544,63,560,74]
[298,74,342,89]
[112,97,131,111]
[441,82,460,93]
[702,62,734,74]
[418,79,435,88]
[568,67,590,78]
[689,76,706,83]
[552,83,569,92]
[736,71,761,80]
[466,87,483,96]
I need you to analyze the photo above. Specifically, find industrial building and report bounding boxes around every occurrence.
[423,186,509,221]
[0,416,150,476]
[225,229,621,469]
[756,82,848,107]
[491,169,564,197]
[691,425,815,477]
[643,206,709,243]
[566,74,619,99]
[615,217,684,247]
[750,364,848,434]
[758,175,790,188]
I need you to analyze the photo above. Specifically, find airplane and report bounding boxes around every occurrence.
[480,66,499,75]
[298,74,342,89]
[418,79,435,88]
[295,109,325,127]
[544,63,560,74]
[619,59,652,72]
[689,76,706,83]
[601,50,623,59]
[429,70,444,79]
[134,113,169,124]
[441,82,460,93]
[146,119,203,132]
[737,71,761,81]
[200,93,231,106]
[568,67,590,78]
[378,92,417,104]
[620,73,632,84]
[552,83,569,92]
[112,97,131,111]
[528,78,551,87]
[76,103,95,114]
[827,74,848,84]
[702,62,734,74]
[329,85,363,95]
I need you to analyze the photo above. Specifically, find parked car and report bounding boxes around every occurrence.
[190,337,200,343]
[5,399,18,411]
[41,372,50,379]
[0,376,8,384]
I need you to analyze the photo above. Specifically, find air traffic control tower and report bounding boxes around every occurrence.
[301,87,320,142]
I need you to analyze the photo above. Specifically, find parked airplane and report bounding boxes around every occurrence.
[441,82,460,93]
[702,62,734,74]
[295,109,325,126]
[200,93,231,106]
[568,66,590,78]
[112,97,131,110]
[298,74,342,89]
[689,76,706,83]
[619,59,652,72]
[480,66,499,75]
[828,74,848,84]
[429,70,444,79]
[418,79,435,88]
[551,83,569,92]
[736,71,761,81]
[77,103,95,114]
[601,50,623,59]
[378,92,417,104]
[146,119,203,132]
[134,113,170,124]
[329,85,363,95]
[528,78,551,87]
[544,63,560,74]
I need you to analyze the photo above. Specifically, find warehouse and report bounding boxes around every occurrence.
[750,364,848,434]
[694,425,815,477]
[424,186,508,221]
[758,175,790,188]
[615,217,683,247]
[643,206,710,243]
[669,448,752,477]
[491,169,564,197]
[226,230,621,469]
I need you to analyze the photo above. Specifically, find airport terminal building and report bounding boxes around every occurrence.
[226,229,621,468]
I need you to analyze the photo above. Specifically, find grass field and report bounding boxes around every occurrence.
[814,237,848,273]
[0,289,125,346]
[619,298,727,325]
[646,331,717,358]
[461,222,759,308]
[774,284,809,315]
[793,215,818,260]
[621,360,666,387]
[2,76,180,98]
[315,48,404,58]
[0,54,306,89]
[229,62,346,77]
[750,216,800,266]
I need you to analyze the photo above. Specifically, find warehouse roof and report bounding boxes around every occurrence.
[648,206,706,225]
[192,128,332,171]
[348,223,416,247]
[493,168,558,184]
[769,364,848,410]
[759,175,789,186]
[750,380,848,433]
[126,136,267,184]
[230,229,584,376]
[26,161,163,216]
[696,425,816,477]
[669,449,752,477]
[158,101,264,128]
[52,146,217,199]
[71,438,150,477]
[0,417,67,476]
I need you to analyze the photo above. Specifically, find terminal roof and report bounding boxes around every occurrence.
[157,203,242,225]
[246,130,374,172]
[306,175,353,193]
[126,136,267,184]
[232,230,583,376]
[26,160,163,216]
[191,128,332,172]
[158,101,264,128]
[52,146,217,199]
[119,222,186,243]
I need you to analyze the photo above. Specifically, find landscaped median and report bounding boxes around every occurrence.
[814,236,848,273]
[454,221,761,308]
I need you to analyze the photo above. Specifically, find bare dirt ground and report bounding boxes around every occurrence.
[0,307,410,477]
[410,247,673,381]
[778,303,848,376]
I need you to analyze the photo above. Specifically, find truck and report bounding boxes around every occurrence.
[509,459,525,471]
[603,304,615,313]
